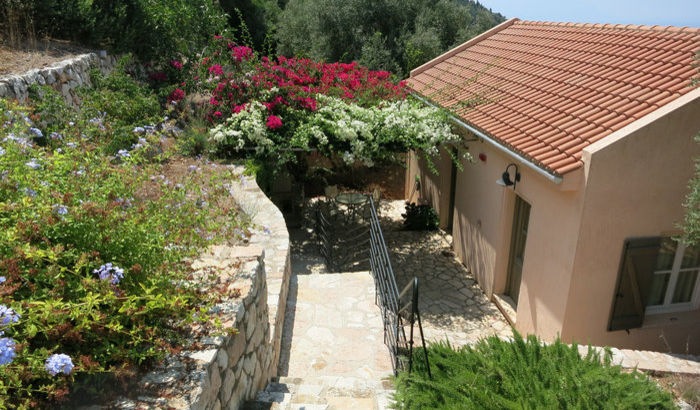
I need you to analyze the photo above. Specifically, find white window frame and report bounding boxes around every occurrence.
[646,242,700,315]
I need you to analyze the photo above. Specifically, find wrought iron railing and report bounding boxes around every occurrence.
[367,196,431,377]
[314,196,431,376]
[315,200,369,272]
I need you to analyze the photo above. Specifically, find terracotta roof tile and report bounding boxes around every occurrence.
[409,19,699,175]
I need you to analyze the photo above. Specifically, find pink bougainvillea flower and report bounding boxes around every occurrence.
[209,97,220,106]
[233,104,247,114]
[266,115,282,129]
[171,61,183,70]
[214,35,223,40]
[209,64,224,76]
[167,88,185,102]
[213,111,222,117]
[231,46,253,63]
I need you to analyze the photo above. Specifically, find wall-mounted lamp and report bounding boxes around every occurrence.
[497,163,520,190]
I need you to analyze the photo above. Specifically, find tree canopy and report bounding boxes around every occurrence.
[275,0,505,77]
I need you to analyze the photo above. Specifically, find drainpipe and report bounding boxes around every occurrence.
[411,93,564,185]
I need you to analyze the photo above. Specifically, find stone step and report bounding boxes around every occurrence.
[244,376,395,410]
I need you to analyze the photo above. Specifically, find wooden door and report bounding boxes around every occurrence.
[506,196,531,305]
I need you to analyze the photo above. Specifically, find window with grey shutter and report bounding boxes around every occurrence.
[608,237,662,331]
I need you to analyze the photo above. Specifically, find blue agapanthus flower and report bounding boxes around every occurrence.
[0,147,5,156]
[45,353,74,376]
[0,305,20,327]
[0,276,6,284]
[116,149,130,159]
[0,338,17,366]
[94,263,125,285]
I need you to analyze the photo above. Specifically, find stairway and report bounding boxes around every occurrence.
[245,376,394,409]
[244,269,394,410]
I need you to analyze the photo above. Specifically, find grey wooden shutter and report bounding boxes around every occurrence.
[608,237,662,331]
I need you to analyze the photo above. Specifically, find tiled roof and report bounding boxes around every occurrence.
[408,19,700,175]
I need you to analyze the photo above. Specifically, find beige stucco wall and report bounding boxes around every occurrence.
[405,148,454,228]
[407,137,587,341]
[562,89,700,354]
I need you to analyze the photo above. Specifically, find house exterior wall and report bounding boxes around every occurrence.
[406,138,587,341]
[406,89,700,353]
[405,148,453,228]
[562,89,700,354]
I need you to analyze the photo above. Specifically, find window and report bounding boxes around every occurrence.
[608,237,700,332]
[646,238,700,314]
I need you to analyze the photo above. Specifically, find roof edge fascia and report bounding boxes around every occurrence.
[410,18,520,78]
[411,92,563,185]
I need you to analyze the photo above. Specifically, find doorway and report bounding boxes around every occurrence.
[506,195,531,305]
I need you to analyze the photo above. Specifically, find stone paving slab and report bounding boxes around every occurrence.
[278,271,393,380]
[377,201,512,347]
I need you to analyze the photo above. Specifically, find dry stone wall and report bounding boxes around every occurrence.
[76,168,291,409]
[0,51,117,106]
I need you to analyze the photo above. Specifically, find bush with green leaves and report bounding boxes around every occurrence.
[1,0,230,64]
[0,95,245,407]
[275,0,505,76]
[401,201,439,230]
[393,333,675,409]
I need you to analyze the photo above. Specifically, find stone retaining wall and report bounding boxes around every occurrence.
[0,51,117,106]
[79,168,291,409]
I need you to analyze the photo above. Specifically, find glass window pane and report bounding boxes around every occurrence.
[681,244,700,269]
[647,273,670,306]
[655,238,677,271]
[672,270,698,304]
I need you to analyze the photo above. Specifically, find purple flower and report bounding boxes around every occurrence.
[0,277,5,284]
[116,149,130,159]
[45,354,73,376]
[0,305,20,327]
[25,159,41,169]
[133,126,145,134]
[0,147,5,156]
[94,263,125,285]
[22,187,37,197]
[53,204,68,215]
[29,127,43,138]
[49,132,63,140]
[0,338,16,366]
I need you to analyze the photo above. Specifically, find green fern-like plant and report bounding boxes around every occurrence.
[393,332,674,409]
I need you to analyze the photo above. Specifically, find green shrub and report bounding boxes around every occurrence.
[0,98,244,407]
[402,201,439,230]
[393,333,675,409]
[2,0,230,64]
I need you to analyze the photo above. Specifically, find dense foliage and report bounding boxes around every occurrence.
[179,36,463,173]
[0,0,229,62]
[275,0,505,76]
[0,70,246,407]
[393,333,675,409]
[402,202,439,230]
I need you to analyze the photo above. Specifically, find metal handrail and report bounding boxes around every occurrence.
[367,196,431,377]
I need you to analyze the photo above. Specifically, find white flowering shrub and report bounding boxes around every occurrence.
[209,94,466,169]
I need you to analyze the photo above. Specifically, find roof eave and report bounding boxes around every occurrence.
[411,92,565,185]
